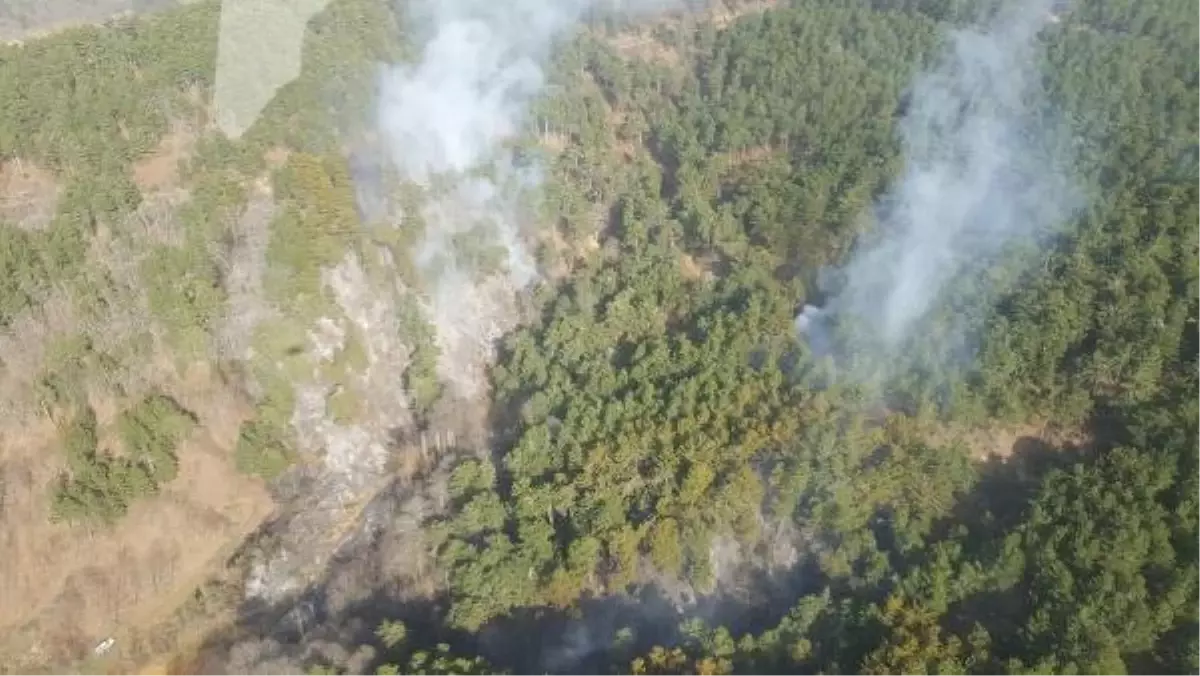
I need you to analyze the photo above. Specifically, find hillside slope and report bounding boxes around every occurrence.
[0,0,1194,673]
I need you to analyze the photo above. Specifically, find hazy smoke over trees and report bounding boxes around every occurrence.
[374,0,668,398]
[798,0,1081,374]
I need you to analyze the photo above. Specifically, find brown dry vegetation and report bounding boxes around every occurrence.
[927,419,1093,462]
[0,358,274,672]
[716,144,781,171]
[133,124,196,194]
[609,30,683,66]
[602,0,781,67]
[678,251,715,282]
[709,0,780,29]
[537,130,572,154]
[0,159,60,230]
[0,290,77,417]
[0,110,282,670]
[263,146,291,169]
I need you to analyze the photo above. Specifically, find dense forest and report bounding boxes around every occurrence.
[393,0,1199,671]
[0,0,1194,673]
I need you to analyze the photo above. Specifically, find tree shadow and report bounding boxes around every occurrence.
[188,427,1109,674]
[947,434,1090,539]
[928,432,1109,666]
[190,512,823,675]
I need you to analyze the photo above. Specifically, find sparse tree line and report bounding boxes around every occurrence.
[0,0,410,509]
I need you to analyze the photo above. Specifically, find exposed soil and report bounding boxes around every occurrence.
[0,159,59,230]
[263,146,291,170]
[609,30,682,66]
[133,124,196,194]
[717,144,781,172]
[678,252,714,282]
[601,0,782,67]
[709,0,780,29]
[929,419,1093,462]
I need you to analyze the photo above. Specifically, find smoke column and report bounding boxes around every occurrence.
[798,0,1080,371]
[375,0,670,399]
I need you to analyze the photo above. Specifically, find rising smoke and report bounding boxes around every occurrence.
[798,0,1080,376]
[375,0,671,399]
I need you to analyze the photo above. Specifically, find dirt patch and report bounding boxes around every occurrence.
[263,146,291,170]
[602,106,641,161]
[537,130,571,154]
[717,144,780,172]
[601,0,781,67]
[0,159,60,230]
[929,420,1093,462]
[539,225,604,282]
[710,0,781,29]
[133,125,195,194]
[678,252,714,282]
[0,360,274,673]
[609,31,682,66]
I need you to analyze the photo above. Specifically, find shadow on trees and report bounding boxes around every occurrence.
[190,510,824,674]
[948,434,1090,539]
[927,434,1093,656]
[189,421,1107,674]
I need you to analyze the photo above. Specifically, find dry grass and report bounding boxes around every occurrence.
[0,159,59,230]
[0,163,275,669]
[609,31,682,66]
[717,144,780,171]
[600,0,783,68]
[926,420,1093,462]
[678,252,715,282]
[263,146,291,170]
[0,358,274,672]
[133,124,195,194]
[537,130,571,154]
[0,289,76,418]
[709,0,781,29]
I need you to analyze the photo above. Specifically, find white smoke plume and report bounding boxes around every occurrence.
[375,0,672,399]
[798,0,1080,371]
